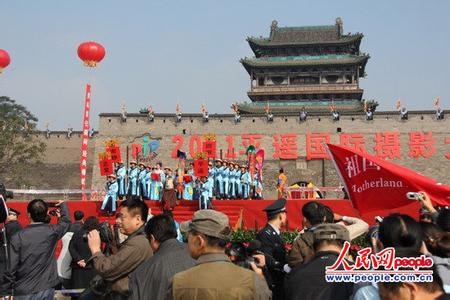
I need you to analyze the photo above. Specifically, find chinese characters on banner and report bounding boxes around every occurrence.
[193,159,208,177]
[202,140,217,159]
[80,84,91,201]
[106,145,122,163]
[170,131,449,160]
[99,158,113,176]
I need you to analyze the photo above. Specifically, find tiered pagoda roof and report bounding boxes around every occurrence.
[237,18,370,114]
[241,54,369,75]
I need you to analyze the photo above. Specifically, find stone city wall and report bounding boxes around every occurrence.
[90,111,449,199]
[17,131,96,191]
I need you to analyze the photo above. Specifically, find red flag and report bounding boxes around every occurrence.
[326,143,450,214]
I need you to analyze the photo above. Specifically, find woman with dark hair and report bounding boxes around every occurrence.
[420,222,450,292]
[378,213,424,251]
[69,216,99,291]
[421,222,450,258]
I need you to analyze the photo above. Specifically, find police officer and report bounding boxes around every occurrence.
[256,198,288,300]
[5,208,23,240]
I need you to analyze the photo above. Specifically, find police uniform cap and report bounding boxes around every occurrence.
[9,208,20,216]
[263,198,287,218]
[313,223,350,242]
[130,161,137,165]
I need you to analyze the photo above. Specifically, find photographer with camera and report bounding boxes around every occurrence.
[226,240,273,287]
[3,199,70,299]
[85,198,152,299]
[69,216,100,291]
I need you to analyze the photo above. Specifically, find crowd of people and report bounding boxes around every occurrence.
[102,159,264,214]
[0,190,448,299]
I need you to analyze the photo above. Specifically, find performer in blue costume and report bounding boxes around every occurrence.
[253,167,263,199]
[222,161,230,199]
[186,164,198,200]
[214,159,224,199]
[127,161,139,197]
[149,169,163,200]
[234,163,242,199]
[137,162,147,199]
[144,165,152,199]
[240,165,251,200]
[207,161,215,200]
[199,176,213,209]
[115,161,127,199]
[183,174,194,200]
[101,174,119,215]
[229,162,237,199]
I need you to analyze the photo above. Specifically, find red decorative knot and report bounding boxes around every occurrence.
[77,42,106,68]
[0,49,11,73]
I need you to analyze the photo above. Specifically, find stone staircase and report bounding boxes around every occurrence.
[98,200,243,228]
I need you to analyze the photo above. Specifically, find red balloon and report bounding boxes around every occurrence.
[0,49,11,73]
[77,42,106,67]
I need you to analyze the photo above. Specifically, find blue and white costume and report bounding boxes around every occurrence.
[235,168,242,199]
[116,165,127,197]
[222,166,230,199]
[127,166,139,196]
[215,166,224,199]
[229,168,237,199]
[240,171,251,199]
[199,180,213,209]
[102,180,118,213]
[137,168,147,198]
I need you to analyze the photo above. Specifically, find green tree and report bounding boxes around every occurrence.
[0,96,46,186]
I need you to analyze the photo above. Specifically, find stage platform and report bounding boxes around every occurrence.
[6,199,421,231]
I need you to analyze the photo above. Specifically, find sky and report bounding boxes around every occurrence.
[1,0,449,130]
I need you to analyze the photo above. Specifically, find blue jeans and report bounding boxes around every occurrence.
[14,288,55,300]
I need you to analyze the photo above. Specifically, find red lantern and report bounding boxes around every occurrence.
[0,49,11,73]
[77,42,106,67]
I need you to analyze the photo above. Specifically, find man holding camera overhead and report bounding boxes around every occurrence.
[4,199,71,299]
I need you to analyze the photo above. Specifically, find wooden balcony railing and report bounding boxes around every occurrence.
[249,84,360,94]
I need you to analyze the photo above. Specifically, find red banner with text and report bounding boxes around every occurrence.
[80,84,91,201]
[327,143,450,214]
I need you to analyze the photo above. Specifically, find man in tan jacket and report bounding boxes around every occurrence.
[288,202,368,268]
[167,210,272,300]
[87,198,152,299]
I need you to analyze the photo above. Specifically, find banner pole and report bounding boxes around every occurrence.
[80,84,91,201]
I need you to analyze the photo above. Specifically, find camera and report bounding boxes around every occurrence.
[0,183,14,200]
[226,240,264,270]
[82,221,113,243]
[406,192,420,200]
[48,209,59,217]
